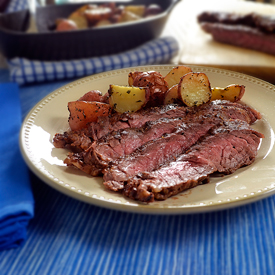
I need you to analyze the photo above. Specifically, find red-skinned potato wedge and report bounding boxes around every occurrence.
[68,12,88,29]
[78,90,107,102]
[128,71,168,106]
[164,84,181,105]
[84,6,113,24]
[211,84,245,102]
[164,65,193,89]
[178,72,212,107]
[56,19,78,31]
[108,85,149,113]
[68,101,112,131]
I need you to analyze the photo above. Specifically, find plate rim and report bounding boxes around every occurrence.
[19,64,275,214]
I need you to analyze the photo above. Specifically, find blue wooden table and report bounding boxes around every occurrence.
[0,68,275,275]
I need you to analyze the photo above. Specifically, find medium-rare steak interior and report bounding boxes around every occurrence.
[118,120,264,202]
[198,11,275,56]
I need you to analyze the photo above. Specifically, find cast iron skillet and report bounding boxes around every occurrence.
[0,0,180,61]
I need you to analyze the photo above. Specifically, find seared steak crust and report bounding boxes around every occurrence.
[198,11,275,56]
[117,120,264,202]
[200,22,275,56]
[103,119,222,183]
[198,12,275,34]
[53,100,261,152]
[64,117,188,176]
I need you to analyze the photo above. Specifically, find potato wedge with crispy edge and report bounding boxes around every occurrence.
[68,101,112,131]
[124,5,146,17]
[164,84,181,105]
[68,12,88,29]
[164,65,193,89]
[108,85,149,113]
[211,84,245,102]
[178,72,212,107]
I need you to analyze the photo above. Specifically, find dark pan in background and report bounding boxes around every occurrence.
[0,0,180,61]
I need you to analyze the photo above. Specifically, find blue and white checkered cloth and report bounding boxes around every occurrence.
[4,0,179,86]
[7,36,179,86]
[4,0,28,13]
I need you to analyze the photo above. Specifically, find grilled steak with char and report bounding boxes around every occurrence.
[107,120,264,202]
[198,11,275,56]
[102,119,219,183]
[64,117,188,176]
[53,100,261,153]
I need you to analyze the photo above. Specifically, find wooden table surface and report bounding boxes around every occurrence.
[162,0,275,84]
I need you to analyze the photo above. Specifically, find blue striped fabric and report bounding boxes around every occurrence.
[0,177,274,275]
[7,37,179,86]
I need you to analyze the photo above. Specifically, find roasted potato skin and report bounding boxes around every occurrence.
[84,6,113,24]
[164,65,193,89]
[163,84,182,105]
[56,19,78,31]
[68,101,112,131]
[211,84,245,102]
[178,72,212,107]
[77,90,109,103]
[129,71,169,107]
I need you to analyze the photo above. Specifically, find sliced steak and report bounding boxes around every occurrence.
[198,12,275,34]
[102,119,220,184]
[64,117,189,176]
[198,11,275,56]
[200,22,275,56]
[91,104,189,140]
[110,120,264,202]
[53,100,261,152]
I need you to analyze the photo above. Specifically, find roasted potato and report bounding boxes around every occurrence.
[178,72,212,107]
[128,71,168,106]
[94,19,112,27]
[164,84,181,105]
[145,4,163,17]
[211,84,245,102]
[73,4,92,14]
[120,10,141,22]
[164,65,193,89]
[108,85,149,113]
[68,101,112,131]
[77,90,107,103]
[56,19,78,31]
[84,6,113,25]
[68,12,88,29]
[124,5,146,17]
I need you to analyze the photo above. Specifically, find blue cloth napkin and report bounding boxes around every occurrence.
[0,83,34,251]
[7,36,179,86]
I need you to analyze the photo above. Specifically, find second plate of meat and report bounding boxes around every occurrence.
[20,65,275,214]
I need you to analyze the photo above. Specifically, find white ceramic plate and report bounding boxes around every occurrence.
[20,65,275,214]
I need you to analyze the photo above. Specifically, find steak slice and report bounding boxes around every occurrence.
[117,120,264,203]
[102,119,219,184]
[198,11,275,56]
[53,100,261,152]
[198,11,275,34]
[53,104,188,151]
[64,117,188,176]
[200,22,275,56]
